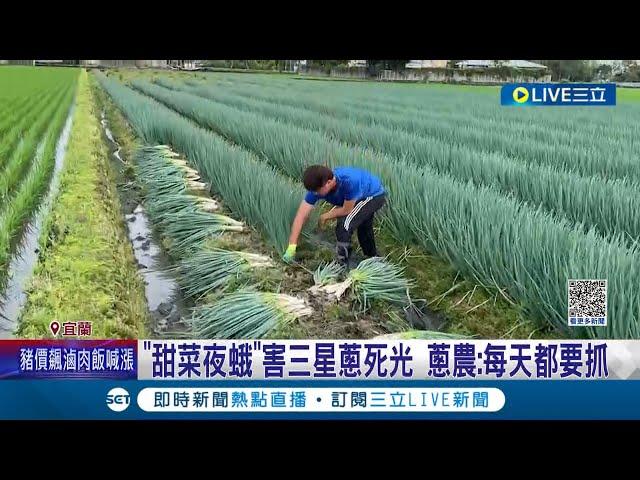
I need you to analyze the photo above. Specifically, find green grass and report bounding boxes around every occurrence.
[0,67,79,285]
[618,87,640,102]
[0,90,49,139]
[0,88,62,171]
[0,86,71,202]
[0,87,77,287]
[0,66,78,100]
[17,70,148,338]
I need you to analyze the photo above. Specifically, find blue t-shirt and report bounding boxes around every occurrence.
[304,166,385,207]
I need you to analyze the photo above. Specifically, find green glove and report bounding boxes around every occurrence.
[283,244,297,263]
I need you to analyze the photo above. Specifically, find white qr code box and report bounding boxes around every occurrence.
[568,279,607,327]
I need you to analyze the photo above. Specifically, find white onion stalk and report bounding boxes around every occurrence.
[309,261,348,299]
[169,158,189,166]
[242,251,274,268]
[187,180,209,191]
[181,166,201,177]
[196,197,220,212]
[216,215,244,228]
[272,294,314,318]
[309,278,352,300]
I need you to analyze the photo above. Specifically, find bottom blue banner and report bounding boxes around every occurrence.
[1,380,639,419]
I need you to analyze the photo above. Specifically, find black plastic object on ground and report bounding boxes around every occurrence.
[403,298,447,331]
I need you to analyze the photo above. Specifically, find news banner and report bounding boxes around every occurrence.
[1,338,640,419]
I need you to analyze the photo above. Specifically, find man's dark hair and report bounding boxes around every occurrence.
[303,165,334,191]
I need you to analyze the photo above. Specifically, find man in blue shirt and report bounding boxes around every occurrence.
[283,165,387,266]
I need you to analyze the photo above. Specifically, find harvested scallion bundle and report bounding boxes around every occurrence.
[135,145,210,195]
[144,144,179,157]
[145,193,220,226]
[136,163,187,196]
[145,193,201,225]
[313,261,345,286]
[162,210,244,255]
[309,257,411,310]
[349,257,412,309]
[191,290,313,339]
[177,248,273,300]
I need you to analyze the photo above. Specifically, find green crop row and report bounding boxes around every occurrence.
[154,79,640,244]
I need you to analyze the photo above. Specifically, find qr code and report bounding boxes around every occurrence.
[568,279,607,327]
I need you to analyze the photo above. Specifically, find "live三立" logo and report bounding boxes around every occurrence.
[501,83,616,106]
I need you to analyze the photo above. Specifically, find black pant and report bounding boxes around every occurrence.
[335,194,386,264]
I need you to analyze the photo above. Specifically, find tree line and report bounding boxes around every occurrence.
[202,60,640,82]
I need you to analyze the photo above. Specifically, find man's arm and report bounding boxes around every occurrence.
[321,179,356,223]
[320,200,355,223]
[283,200,314,262]
[288,200,314,246]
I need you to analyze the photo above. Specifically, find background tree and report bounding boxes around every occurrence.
[595,64,613,81]
[538,60,595,81]
[364,60,410,76]
[383,60,410,70]
[615,64,640,82]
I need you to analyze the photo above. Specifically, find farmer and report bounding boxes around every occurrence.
[283,165,386,266]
